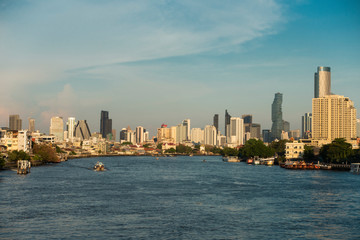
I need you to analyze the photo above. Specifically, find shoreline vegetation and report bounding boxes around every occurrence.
[1,138,359,172]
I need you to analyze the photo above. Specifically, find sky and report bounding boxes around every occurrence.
[0,0,359,137]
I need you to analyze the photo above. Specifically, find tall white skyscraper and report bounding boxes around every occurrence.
[229,117,244,145]
[136,126,144,144]
[28,118,35,132]
[67,117,76,141]
[176,124,187,144]
[50,116,64,142]
[191,128,204,144]
[314,66,331,98]
[204,125,217,146]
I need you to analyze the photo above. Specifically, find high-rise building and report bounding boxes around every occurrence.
[283,120,290,133]
[204,125,217,146]
[301,113,312,139]
[66,117,76,141]
[135,126,144,144]
[262,129,271,143]
[289,130,301,140]
[9,114,22,130]
[50,116,64,142]
[312,95,356,142]
[100,110,112,138]
[191,128,204,144]
[120,128,127,142]
[314,66,331,98]
[242,114,252,124]
[182,119,191,141]
[250,123,261,139]
[28,118,35,132]
[74,120,91,140]
[225,109,231,140]
[229,117,244,145]
[213,114,219,132]
[357,119,360,138]
[176,124,187,144]
[271,93,283,141]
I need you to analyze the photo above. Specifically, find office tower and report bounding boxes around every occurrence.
[176,124,187,144]
[314,66,331,98]
[271,93,283,141]
[204,125,217,146]
[28,118,35,132]
[301,113,312,139]
[66,117,76,141]
[135,126,144,144]
[283,121,290,133]
[100,110,112,138]
[191,128,204,144]
[213,114,219,132]
[182,119,191,141]
[250,123,261,139]
[229,117,244,145]
[262,129,271,143]
[120,128,127,142]
[9,114,22,130]
[74,120,91,140]
[289,130,301,140]
[312,95,356,142]
[112,129,116,141]
[50,116,64,141]
[242,114,253,124]
[357,119,360,138]
[225,109,231,140]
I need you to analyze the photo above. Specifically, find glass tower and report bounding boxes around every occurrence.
[271,93,283,141]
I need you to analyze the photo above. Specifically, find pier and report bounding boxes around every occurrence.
[17,160,31,174]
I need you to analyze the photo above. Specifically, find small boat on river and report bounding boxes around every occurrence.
[94,161,105,171]
[223,156,240,162]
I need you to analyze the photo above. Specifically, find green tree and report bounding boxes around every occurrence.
[165,148,176,153]
[8,150,30,162]
[0,155,6,169]
[33,144,59,163]
[320,138,353,164]
[121,142,132,145]
[239,139,274,158]
[221,147,239,157]
[270,140,288,157]
[176,144,192,154]
[157,143,163,150]
[303,145,316,163]
[143,144,150,148]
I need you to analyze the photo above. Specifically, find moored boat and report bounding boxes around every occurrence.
[223,156,240,162]
[247,158,254,164]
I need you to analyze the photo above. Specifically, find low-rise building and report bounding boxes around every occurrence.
[285,141,305,159]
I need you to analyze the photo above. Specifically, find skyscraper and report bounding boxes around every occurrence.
[301,113,312,139]
[9,114,22,130]
[28,118,35,132]
[314,66,331,98]
[136,126,144,144]
[182,119,191,141]
[74,120,91,140]
[204,125,217,146]
[357,119,360,138]
[312,95,356,142]
[229,117,244,145]
[271,93,283,141]
[66,117,76,141]
[225,109,231,140]
[50,116,64,142]
[213,114,219,132]
[120,128,127,142]
[100,110,112,138]
[242,114,252,124]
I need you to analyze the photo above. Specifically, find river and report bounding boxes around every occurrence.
[1,156,359,239]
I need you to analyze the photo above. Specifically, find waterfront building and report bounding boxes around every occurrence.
[213,114,219,132]
[28,118,35,132]
[262,129,271,143]
[271,93,284,141]
[191,128,204,144]
[182,119,191,141]
[18,130,31,152]
[100,110,112,139]
[136,126,144,144]
[9,114,22,131]
[66,117,76,142]
[229,117,244,146]
[176,124,187,144]
[285,141,305,159]
[50,116,64,142]
[301,113,312,139]
[204,125,217,146]
[74,120,91,140]
[312,95,357,142]
[314,66,331,98]
[225,110,231,141]
[1,131,19,151]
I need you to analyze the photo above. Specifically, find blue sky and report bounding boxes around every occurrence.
[0,0,359,136]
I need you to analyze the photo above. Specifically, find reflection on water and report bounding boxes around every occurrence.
[1,156,360,239]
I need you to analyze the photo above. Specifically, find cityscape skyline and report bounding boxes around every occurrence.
[1,1,359,135]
